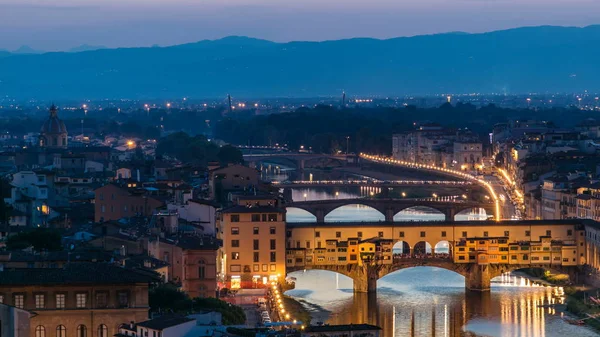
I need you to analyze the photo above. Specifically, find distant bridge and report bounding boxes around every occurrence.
[243,153,348,169]
[285,198,496,222]
[273,179,474,189]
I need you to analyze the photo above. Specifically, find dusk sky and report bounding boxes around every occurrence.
[1,0,599,51]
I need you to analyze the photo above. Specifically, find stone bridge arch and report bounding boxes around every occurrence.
[287,262,579,293]
[286,199,496,223]
[286,202,388,223]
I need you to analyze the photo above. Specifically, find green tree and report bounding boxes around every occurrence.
[217,145,244,166]
[6,228,62,251]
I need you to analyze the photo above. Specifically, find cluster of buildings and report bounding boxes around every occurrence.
[0,106,288,336]
[392,123,485,171]
[493,118,600,222]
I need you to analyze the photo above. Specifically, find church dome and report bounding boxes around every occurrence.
[40,105,67,134]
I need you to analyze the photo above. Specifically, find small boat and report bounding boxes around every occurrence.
[563,318,585,325]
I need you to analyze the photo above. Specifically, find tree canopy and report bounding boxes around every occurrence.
[156,132,244,167]
[6,228,63,251]
[149,284,246,325]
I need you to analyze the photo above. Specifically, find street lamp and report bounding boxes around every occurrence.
[303,193,307,201]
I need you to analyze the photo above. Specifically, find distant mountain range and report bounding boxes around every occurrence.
[0,44,107,55]
[0,25,599,99]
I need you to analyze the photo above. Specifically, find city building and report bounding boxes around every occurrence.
[39,105,68,149]
[392,125,483,169]
[116,315,195,337]
[147,235,220,298]
[4,171,54,227]
[0,303,31,337]
[94,183,165,222]
[166,199,219,235]
[0,263,157,337]
[453,142,483,170]
[208,164,260,200]
[219,195,286,289]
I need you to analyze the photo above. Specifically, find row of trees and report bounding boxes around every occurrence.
[156,132,243,167]
[214,103,590,155]
[149,284,246,325]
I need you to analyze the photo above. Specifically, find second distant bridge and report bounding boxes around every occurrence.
[273,180,474,188]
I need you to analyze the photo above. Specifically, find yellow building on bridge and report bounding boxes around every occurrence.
[284,220,587,291]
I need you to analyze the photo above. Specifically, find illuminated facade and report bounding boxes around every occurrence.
[285,220,587,292]
[219,196,286,289]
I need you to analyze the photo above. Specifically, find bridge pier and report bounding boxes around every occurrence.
[465,264,492,291]
[385,208,395,222]
[445,208,456,221]
[352,265,379,293]
[315,209,326,223]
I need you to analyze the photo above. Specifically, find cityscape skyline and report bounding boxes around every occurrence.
[0,0,599,50]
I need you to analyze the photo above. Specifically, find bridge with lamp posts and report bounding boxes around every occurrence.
[243,153,349,170]
[285,198,496,222]
[272,179,474,189]
[284,219,588,292]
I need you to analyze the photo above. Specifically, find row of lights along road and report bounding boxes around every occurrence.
[270,281,304,330]
[360,153,501,221]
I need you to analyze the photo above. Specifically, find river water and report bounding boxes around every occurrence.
[260,163,598,336]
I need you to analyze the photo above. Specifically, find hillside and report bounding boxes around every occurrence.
[0,25,599,99]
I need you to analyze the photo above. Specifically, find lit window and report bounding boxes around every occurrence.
[76,293,87,308]
[97,325,108,337]
[56,294,65,309]
[77,325,87,337]
[35,294,45,309]
[35,326,46,337]
[14,294,24,309]
[56,325,66,337]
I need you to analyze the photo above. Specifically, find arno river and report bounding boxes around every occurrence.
[261,164,598,337]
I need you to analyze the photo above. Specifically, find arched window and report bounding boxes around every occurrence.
[56,325,66,337]
[97,324,108,337]
[35,326,46,337]
[77,325,87,337]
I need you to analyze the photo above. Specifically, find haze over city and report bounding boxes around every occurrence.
[1,0,600,51]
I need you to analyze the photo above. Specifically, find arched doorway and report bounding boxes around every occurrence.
[392,241,411,258]
[434,240,451,258]
[413,241,432,256]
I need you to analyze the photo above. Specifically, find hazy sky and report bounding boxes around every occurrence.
[1,0,599,51]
